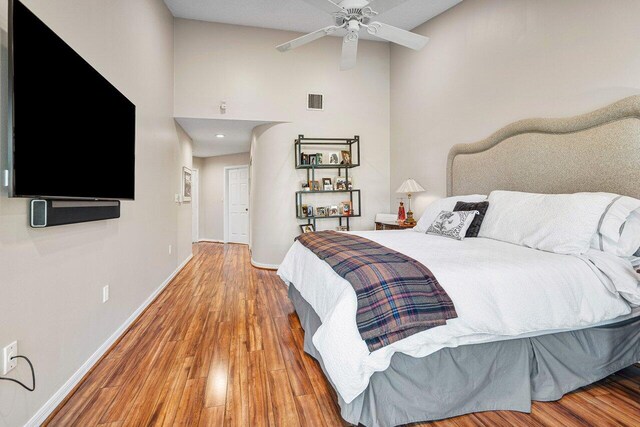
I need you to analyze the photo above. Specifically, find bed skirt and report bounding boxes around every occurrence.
[288,284,640,427]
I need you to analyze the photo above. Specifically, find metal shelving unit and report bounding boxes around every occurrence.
[295,135,361,231]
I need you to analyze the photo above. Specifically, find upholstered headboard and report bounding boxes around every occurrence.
[447,96,640,199]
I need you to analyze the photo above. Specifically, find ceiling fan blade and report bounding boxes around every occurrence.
[276,25,341,52]
[340,33,359,71]
[366,22,429,50]
[365,0,411,15]
[300,0,344,14]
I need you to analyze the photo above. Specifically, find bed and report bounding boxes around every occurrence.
[278,96,640,427]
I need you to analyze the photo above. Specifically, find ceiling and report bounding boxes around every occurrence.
[163,0,462,41]
[176,118,276,157]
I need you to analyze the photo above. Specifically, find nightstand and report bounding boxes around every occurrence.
[375,221,415,231]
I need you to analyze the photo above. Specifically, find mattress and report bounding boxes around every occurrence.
[278,230,640,403]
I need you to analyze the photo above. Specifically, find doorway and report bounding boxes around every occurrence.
[224,165,249,244]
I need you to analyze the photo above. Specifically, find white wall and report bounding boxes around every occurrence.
[390,0,640,215]
[0,1,191,425]
[175,20,391,267]
[195,153,250,242]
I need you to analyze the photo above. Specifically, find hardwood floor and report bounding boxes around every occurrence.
[46,243,640,426]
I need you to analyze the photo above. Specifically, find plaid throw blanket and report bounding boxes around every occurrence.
[297,231,457,351]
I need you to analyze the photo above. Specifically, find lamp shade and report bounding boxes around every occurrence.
[396,179,425,194]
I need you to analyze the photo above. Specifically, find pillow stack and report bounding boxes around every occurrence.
[478,191,614,255]
[415,191,640,257]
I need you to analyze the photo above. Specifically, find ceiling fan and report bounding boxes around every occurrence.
[276,0,429,70]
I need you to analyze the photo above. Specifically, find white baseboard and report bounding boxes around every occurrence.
[25,254,194,427]
[198,238,224,243]
[250,258,279,270]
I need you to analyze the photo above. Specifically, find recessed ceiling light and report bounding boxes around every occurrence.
[215,134,225,138]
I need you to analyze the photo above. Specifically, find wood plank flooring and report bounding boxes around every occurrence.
[46,243,640,426]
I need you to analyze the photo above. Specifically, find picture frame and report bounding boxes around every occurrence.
[328,152,340,165]
[322,177,333,191]
[341,150,351,165]
[316,153,324,165]
[182,167,192,203]
[300,224,315,234]
[301,204,308,216]
[340,200,352,216]
[301,182,310,191]
[307,205,314,217]
[335,177,347,190]
[301,153,309,165]
[328,205,339,216]
[309,180,321,191]
[316,207,327,217]
[309,154,317,165]
[336,226,348,232]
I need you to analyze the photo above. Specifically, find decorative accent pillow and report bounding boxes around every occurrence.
[414,195,487,233]
[454,201,489,238]
[427,210,479,241]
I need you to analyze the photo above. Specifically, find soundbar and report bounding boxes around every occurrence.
[30,199,120,228]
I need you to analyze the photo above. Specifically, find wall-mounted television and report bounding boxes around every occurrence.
[8,0,136,200]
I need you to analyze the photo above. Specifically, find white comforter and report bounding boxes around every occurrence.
[277,230,639,403]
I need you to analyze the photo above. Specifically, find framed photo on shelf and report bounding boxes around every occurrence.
[336,226,348,232]
[341,150,351,165]
[309,154,317,165]
[300,224,315,234]
[335,177,346,190]
[309,180,321,191]
[328,152,340,165]
[316,207,327,217]
[316,153,324,165]
[322,178,333,191]
[340,201,352,216]
[182,167,192,203]
[328,205,339,216]
[301,182,310,191]
[301,153,309,165]
[301,204,309,217]
[307,206,314,217]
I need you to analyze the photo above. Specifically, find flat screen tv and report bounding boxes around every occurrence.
[9,0,136,200]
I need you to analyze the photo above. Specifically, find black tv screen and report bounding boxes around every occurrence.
[9,0,136,200]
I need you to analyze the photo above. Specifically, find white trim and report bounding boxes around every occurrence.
[198,238,224,243]
[191,168,199,243]
[250,258,279,270]
[25,254,194,427]
[224,165,250,245]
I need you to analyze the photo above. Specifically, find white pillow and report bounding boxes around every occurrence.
[427,210,479,240]
[479,191,613,255]
[619,209,640,257]
[414,195,487,233]
[590,196,640,256]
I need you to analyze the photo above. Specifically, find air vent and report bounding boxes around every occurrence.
[307,93,324,111]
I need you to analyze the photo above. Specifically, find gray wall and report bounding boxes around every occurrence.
[0,1,192,425]
[390,0,640,216]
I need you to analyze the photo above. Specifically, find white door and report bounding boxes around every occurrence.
[191,169,199,243]
[227,166,249,244]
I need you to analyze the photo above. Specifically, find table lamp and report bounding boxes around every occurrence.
[396,179,425,226]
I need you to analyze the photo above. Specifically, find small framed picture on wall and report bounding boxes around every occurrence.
[182,167,192,203]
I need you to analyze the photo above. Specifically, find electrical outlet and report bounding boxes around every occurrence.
[2,341,17,375]
[102,285,110,303]
[168,244,172,255]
